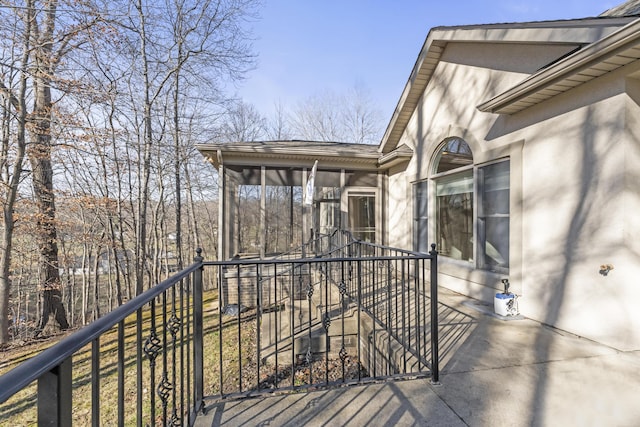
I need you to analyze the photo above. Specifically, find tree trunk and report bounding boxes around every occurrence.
[0,1,33,344]
[92,247,101,321]
[31,143,69,333]
[31,1,69,335]
[29,114,69,333]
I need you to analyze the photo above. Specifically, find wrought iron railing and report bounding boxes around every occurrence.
[0,238,439,426]
[211,236,439,400]
[0,252,207,426]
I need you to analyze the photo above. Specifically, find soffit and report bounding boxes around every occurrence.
[197,141,380,171]
[379,17,636,154]
[198,140,413,171]
[478,18,640,114]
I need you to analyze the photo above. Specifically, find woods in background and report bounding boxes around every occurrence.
[0,0,383,344]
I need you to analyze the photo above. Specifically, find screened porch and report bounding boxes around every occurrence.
[196,140,412,261]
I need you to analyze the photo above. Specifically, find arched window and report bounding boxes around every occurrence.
[434,138,473,173]
[417,137,509,272]
[434,139,474,261]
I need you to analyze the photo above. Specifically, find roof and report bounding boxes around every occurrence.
[601,0,640,17]
[202,2,640,170]
[379,15,637,153]
[197,140,412,171]
[477,18,640,114]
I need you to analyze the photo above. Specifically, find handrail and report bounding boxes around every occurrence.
[210,239,440,400]
[0,261,202,404]
[0,240,439,425]
[0,262,202,403]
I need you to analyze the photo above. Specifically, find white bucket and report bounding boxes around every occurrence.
[494,293,518,316]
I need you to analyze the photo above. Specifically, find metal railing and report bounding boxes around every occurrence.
[210,235,439,400]
[0,237,439,425]
[0,252,206,426]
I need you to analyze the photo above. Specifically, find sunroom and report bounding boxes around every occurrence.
[197,140,412,260]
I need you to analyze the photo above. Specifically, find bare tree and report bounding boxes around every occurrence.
[289,84,383,144]
[29,0,83,335]
[341,83,384,145]
[1,0,100,336]
[218,100,267,142]
[289,90,344,142]
[120,0,258,293]
[265,100,292,140]
[0,0,258,341]
[0,2,33,344]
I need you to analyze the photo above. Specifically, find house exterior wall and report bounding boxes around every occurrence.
[387,167,411,249]
[389,40,640,350]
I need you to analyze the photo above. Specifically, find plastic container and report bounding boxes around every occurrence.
[494,292,517,316]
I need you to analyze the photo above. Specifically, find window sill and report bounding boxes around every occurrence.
[438,257,508,285]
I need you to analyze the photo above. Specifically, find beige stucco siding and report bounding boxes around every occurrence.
[387,167,411,249]
[519,90,635,350]
[624,75,640,264]
[390,38,640,350]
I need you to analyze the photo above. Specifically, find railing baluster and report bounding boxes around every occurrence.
[430,244,440,384]
[145,299,158,425]
[216,265,223,401]
[38,357,72,427]
[356,258,362,382]
[386,255,392,376]
[421,257,427,370]
[186,271,193,425]
[400,254,407,375]
[256,263,262,392]
[372,253,378,378]
[179,275,186,423]
[306,260,314,386]
[136,308,143,427]
[118,319,125,426]
[273,261,279,389]
[414,257,422,370]
[91,337,100,427]
[323,261,330,385]
[236,264,242,393]
[0,239,440,425]
[169,282,179,425]
[339,261,347,382]
[395,252,401,374]
[159,291,169,424]
[290,262,295,389]
[193,249,204,411]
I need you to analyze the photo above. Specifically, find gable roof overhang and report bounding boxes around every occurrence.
[477,17,640,114]
[379,16,637,154]
[197,140,412,172]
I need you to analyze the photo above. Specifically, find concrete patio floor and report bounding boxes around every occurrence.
[194,288,640,426]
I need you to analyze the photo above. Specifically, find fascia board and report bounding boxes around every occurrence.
[477,18,640,114]
[379,17,636,154]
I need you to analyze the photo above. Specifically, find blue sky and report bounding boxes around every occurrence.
[236,1,619,122]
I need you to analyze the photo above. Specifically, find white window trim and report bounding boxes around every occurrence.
[428,147,510,272]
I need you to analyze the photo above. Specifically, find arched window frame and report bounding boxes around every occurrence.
[420,137,509,273]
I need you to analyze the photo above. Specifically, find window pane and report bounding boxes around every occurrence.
[481,161,509,215]
[436,170,473,261]
[349,194,375,243]
[318,191,340,236]
[413,181,429,252]
[435,138,473,173]
[479,161,509,271]
[483,217,509,268]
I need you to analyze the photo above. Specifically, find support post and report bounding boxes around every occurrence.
[429,244,440,384]
[193,249,204,413]
[38,357,72,427]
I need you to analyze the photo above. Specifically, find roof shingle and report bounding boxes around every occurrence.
[600,0,640,17]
